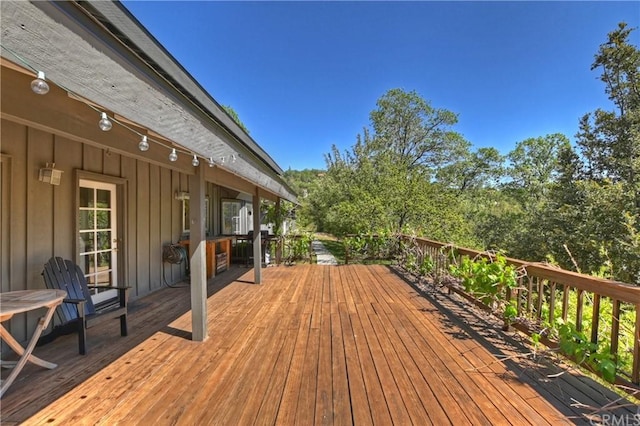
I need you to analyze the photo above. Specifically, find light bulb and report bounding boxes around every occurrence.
[231,154,237,163]
[31,71,50,95]
[208,157,215,167]
[192,154,199,167]
[220,156,226,164]
[98,112,112,131]
[138,135,149,151]
[169,148,178,162]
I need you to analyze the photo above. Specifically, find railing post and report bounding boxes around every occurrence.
[345,243,349,265]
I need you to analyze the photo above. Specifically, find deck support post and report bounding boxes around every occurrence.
[253,188,262,284]
[189,164,208,341]
[275,197,282,265]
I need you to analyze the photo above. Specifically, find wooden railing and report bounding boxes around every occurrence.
[399,235,640,387]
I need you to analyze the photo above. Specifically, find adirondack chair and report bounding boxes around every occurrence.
[42,257,129,355]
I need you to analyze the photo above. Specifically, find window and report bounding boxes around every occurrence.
[182,197,210,234]
[222,199,243,235]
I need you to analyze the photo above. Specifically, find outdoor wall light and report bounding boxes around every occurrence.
[138,135,149,151]
[169,148,178,162]
[98,112,112,131]
[39,163,63,185]
[208,157,215,167]
[175,191,189,201]
[192,154,199,167]
[31,71,50,95]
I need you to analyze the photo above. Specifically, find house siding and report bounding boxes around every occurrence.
[0,117,219,344]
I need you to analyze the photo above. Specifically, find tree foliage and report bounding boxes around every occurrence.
[317,88,475,244]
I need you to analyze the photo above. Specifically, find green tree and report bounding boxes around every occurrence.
[321,89,473,242]
[283,168,327,230]
[543,23,640,282]
[576,22,640,203]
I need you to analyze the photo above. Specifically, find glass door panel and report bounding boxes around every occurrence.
[78,179,118,304]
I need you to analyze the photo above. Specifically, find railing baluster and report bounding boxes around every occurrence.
[562,285,569,323]
[549,282,557,326]
[527,277,533,317]
[537,278,544,320]
[504,287,512,331]
[517,277,523,317]
[591,294,601,345]
[634,304,640,384]
[611,299,621,361]
[576,289,585,332]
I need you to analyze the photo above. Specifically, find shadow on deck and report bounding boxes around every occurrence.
[1,264,637,425]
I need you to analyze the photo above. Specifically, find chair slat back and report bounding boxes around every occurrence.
[43,257,96,320]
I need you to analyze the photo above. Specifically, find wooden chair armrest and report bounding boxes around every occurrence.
[62,298,87,319]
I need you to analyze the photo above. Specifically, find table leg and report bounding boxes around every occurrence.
[1,305,58,398]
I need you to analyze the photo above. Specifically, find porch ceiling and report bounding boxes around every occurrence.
[0,0,297,203]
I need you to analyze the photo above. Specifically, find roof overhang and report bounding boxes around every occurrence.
[0,0,297,203]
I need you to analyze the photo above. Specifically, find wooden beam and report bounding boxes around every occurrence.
[189,164,208,341]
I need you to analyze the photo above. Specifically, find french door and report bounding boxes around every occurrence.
[78,179,118,304]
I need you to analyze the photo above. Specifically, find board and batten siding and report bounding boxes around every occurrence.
[0,117,209,346]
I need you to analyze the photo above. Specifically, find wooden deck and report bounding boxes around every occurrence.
[1,264,637,424]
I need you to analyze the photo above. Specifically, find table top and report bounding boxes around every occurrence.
[0,290,67,318]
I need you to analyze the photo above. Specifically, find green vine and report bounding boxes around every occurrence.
[556,320,617,383]
[448,253,518,319]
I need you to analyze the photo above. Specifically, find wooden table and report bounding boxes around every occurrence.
[0,289,66,397]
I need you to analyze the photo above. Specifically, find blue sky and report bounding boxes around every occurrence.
[122,1,640,171]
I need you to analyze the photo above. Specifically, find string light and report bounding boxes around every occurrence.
[98,112,112,131]
[138,135,149,151]
[0,44,239,169]
[31,71,50,95]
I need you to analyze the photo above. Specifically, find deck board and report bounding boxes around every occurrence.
[1,264,637,425]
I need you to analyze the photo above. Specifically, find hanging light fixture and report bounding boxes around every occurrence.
[138,135,149,151]
[192,154,199,167]
[231,154,237,163]
[31,71,50,95]
[98,112,112,131]
[220,156,226,165]
[208,157,215,167]
[169,148,178,162]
